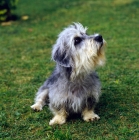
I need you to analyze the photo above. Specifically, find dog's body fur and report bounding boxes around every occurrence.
[31,23,106,125]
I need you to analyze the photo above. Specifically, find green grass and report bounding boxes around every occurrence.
[0,0,139,139]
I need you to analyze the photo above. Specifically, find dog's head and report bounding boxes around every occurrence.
[52,23,106,77]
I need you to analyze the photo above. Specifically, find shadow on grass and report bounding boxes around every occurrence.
[96,83,129,120]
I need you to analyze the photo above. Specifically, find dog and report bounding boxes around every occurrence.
[31,23,106,125]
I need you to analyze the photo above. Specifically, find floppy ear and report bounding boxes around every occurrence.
[52,47,73,67]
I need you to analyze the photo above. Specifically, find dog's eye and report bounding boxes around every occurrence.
[74,37,82,45]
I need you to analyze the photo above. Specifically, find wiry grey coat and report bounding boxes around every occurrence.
[31,23,106,125]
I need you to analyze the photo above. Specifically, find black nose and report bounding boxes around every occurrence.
[94,35,103,42]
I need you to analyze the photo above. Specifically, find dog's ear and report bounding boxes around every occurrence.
[52,47,73,67]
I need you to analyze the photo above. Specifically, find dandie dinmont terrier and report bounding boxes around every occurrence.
[31,23,106,125]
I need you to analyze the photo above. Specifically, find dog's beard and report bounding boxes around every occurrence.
[70,39,105,80]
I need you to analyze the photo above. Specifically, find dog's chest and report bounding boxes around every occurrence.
[68,80,93,96]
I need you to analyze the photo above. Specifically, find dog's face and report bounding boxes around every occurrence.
[52,23,106,77]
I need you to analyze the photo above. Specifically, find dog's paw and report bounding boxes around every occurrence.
[82,109,100,122]
[30,103,42,111]
[83,113,100,122]
[49,115,66,125]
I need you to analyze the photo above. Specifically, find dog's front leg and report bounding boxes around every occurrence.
[82,108,100,122]
[31,89,48,111]
[49,109,68,125]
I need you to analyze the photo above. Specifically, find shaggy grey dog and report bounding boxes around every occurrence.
[31,23,106,125]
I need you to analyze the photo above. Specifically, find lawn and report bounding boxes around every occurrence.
[0,0,139,139]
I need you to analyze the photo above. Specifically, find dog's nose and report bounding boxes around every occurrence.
[94,35,103,42]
